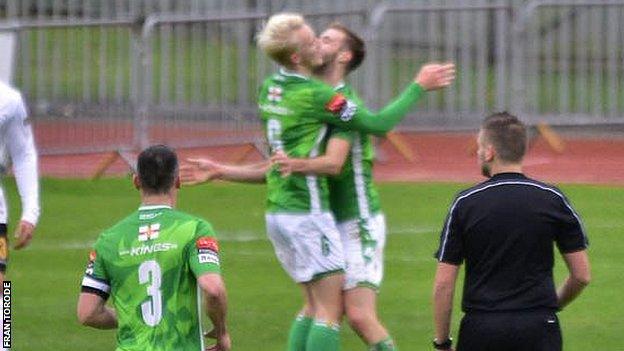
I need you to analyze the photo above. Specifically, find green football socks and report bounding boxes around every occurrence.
[305,321,340,351]
[370,337,397,351]
[287,315,313,351]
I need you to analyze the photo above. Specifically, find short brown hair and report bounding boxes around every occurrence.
[482,112,527,163]
[328,22,365,73]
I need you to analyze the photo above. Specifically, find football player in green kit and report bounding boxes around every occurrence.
[271,23,400,350]
[181,13,454,351]
[77,145,230,351]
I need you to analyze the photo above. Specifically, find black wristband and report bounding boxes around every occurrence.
[432,337,452,350]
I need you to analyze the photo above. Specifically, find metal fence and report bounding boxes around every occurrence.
[1,0,623,155]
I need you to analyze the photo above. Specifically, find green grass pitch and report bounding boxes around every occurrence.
[3,178,622,350]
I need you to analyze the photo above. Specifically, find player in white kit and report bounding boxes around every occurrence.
[0,81,40,285]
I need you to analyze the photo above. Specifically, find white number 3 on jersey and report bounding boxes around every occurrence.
[138,260,163,326]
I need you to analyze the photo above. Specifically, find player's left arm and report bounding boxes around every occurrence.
[553,194,591,309]
[271,135,351,176]
[5,94,39,249]
[432,262,459,351]
[313,64,455,135]
[189,221,230,350]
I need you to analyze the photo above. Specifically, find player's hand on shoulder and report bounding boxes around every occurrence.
[180,158,222,185]
[14,220,35,250]
[415,62,456,91]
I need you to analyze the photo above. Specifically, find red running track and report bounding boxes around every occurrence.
[37,131,624,186]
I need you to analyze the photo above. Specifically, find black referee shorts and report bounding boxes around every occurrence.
[457,310,562,351]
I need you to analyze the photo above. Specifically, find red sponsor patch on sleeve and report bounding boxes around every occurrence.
[325,94,347,114]
[196,236,219,252]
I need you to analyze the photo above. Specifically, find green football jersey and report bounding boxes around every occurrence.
[327,83,381,223]
[81,205,221,351]
[258,68,424,213]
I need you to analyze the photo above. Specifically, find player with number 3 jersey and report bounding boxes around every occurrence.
[77,145,230,351]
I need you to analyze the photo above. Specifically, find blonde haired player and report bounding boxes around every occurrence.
[0,81,40,286]
[182,12,454,351]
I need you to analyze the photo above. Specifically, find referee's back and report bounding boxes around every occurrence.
[437,172,588,313]
[431,112,590,351]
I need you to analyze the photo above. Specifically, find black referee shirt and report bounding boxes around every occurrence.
[435,172,588,313]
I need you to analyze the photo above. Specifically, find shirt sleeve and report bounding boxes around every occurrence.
[5,93,40,225]
[188,220,221,277]
[553,194,589,254]
[311,82,425,135]
[80,241,111,300]
[328,126,355,143]
[434,198,464,265]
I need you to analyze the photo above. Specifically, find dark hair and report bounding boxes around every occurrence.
[482,112,527,163]
[137,145,178,195]
[328,22,366,73]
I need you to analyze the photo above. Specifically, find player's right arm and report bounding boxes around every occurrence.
[189,222,230,351]
[180,158,269,185]
[77,247,118,329]
[313,63,455,135]
[271,133,351,176]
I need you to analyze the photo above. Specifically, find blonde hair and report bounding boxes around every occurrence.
[257,13,306,67]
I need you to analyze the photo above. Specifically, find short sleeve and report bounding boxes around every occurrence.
[434,199,464,265]
[188,220,221,276]
[554,195,588,254]
[80,241,111,300]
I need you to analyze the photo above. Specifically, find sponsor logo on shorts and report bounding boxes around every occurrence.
[321,235,330,256]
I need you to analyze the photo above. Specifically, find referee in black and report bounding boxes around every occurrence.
[431,112,590,351]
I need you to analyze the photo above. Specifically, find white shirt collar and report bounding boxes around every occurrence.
[139,205,172,211]
[279,67,310,80]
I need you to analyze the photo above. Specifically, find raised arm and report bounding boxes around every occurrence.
[317,63,455,135]
[180,158,270,185]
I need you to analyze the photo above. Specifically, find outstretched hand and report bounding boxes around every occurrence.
[179,158,222,185]
[415,63,456,91]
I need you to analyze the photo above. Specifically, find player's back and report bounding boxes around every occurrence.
[86,205,219,351]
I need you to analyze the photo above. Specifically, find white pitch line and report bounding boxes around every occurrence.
[25,222,620,252]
